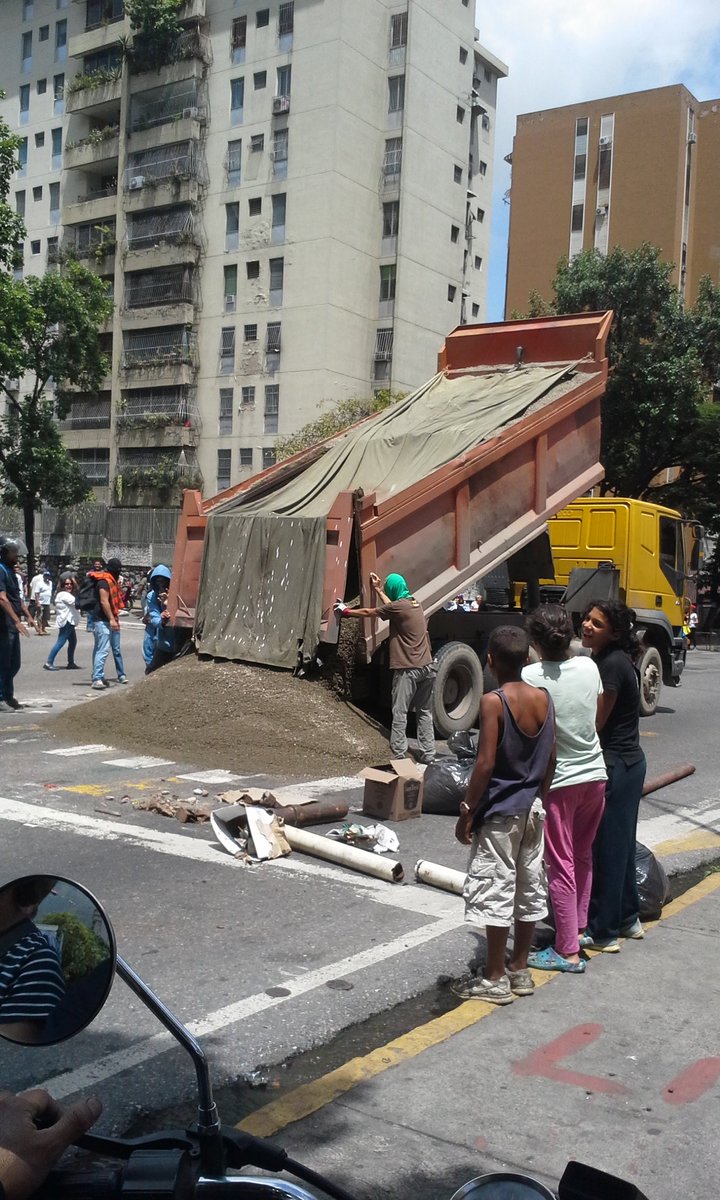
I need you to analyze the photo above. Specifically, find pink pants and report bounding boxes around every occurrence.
[544,780,606,957]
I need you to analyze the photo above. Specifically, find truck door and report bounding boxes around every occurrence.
[658,516,685,618]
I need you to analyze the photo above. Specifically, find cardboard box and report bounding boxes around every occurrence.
[360,759,424,822]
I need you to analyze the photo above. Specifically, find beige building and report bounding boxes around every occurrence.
[505,84,720,318]
[1,0,507,510]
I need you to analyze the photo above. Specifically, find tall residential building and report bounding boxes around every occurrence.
[1,0,508,512]
[505,84,720,318]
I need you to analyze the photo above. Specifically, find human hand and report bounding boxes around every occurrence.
[17,623,30,639]
[0,1089,102,1200]
[369,572,381,590]
[333,599,349,618]
[110,620,120,632]
[454,812,474,846]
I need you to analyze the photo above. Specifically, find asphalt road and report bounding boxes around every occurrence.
[1,626,718,1186]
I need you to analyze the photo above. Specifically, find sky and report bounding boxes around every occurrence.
[477,0,720,318]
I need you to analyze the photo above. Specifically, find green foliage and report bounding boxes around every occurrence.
[116,411,189,429]
[119,456,201,498]
[42,912,110,982]
[66,124,120,151]
[275,389,405,461]
[66,67,122,95]
[0,93,26,270]
[124,0,184,72]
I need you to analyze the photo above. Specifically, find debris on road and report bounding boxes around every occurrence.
[327,822,400,855]
[415,859,466,895]
[360,759,424,821]
[283,824,404,883]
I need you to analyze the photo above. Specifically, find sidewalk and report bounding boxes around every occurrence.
[239,876,720,1200]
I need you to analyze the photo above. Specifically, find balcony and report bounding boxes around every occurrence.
[64,126,120,171]
[63,224,117,268]
[69,15,129,62]
[127,29,212,76]
[116,389,200,447]
[121,328,198,385]
[66,70,122,117]
[122,267,196,327]
[115,449,202,505]
[63,185,118,225]
[122,142,208,208]
[58,393,112,433]
[177,0,207,19]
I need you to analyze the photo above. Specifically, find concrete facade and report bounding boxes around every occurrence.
[1,0,507,507]
[505,84,720,318]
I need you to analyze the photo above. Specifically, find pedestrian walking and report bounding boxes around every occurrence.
[522,605,607,974]
[87,558,127,690]
[142,565,172,673]
[580,600,647,952]
[28,566,45,624]
[687,603,699,649]
[31,571,53,635]
[0,537,33,712]
[452,626,556,1005]
[334,572,436,763]
[43,573,81,672]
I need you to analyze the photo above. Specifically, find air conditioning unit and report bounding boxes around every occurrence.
[688,131,697,145]
[596,205,608,217]
[182,106,199,120]
[272,95,291,115]
[599,136,612,148]
[129,176,145,190]
[225,295,236,312]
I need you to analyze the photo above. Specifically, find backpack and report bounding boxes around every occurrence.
[76,576,99,613]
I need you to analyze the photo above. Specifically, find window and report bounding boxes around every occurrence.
[254,71,267,89]
[459,46,468,64]
[15,192,26,219]
[453,164,462,183]
[262,448,276,470]
[574,152,587,181]
[448,284,457,302]
[272,127,288,164]
[390,12,407,49]
[31,240,41,255]
[266,321,281,355]
[571,203,584,233]
[218,389,234,435]
[383,137,402,182]
[20,86,30,124]
[279,3,294,36]
[227,139,242,185]
[256,9,269,27]
[246,260,260,280]
[450,224,459,243]
[456,105,465,124]
[477,207,485,222]
[271,192,286,243]
[269,257,284,304]
[481,112,490,132]
[250,133,265,152]
[70,448,109,485]
[224,264,238,311]
[220,327,236,373]
[474,255,483,270]
[18,139,28,176]
[388,75,405,113]
[37,78,47,95]
[471,303,480,318]
[231,15,246,63]
[51,127,62,169]
[249,197,262,215]
[53,74,64,115]
[22,31,32,73]
[264,384,279,433]
[39,25,50,42]
[231,77,245,124]
[55,19,67,63]
[241,385,255,404]
[276,65,292,97]
[478,160,487,176]
[379,264,396,302]
[462,0,469,6]
[49,181,60,222]
[217,449,232,490]
[225,202,239,250]
[240,447,253,469]
[244,324,258,341]
[374,328,393,361]
[383,200,399,238]
[23,0,34,19]
[33,186,43,202]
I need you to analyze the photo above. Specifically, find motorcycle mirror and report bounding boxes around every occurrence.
[0,875,115,1046]
[451,1176,556,1200]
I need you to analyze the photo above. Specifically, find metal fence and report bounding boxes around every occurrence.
[0,503,181,569]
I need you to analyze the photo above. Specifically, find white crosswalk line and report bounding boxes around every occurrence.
[44,744,115,756]
[103,755,175,769]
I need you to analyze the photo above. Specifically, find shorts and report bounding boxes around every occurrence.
[463,799,547,928]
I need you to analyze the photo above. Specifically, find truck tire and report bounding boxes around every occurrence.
[638,645,663,717]
[432,642,484,738]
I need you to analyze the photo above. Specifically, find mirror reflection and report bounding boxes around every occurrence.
[0,875,115,1045]
[451,1178,556,1200]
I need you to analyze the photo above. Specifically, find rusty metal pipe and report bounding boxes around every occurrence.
[272,801,349,827]
[642,764,695,796]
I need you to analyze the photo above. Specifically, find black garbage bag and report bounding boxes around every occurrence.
[635,841,671,920]
[423,733,477,815]
[446,731,478,760]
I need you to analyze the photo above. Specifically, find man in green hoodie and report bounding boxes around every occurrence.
[335,572,436,763]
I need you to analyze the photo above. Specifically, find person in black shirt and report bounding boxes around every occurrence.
[0,539,33,712]
[580,600,647,951]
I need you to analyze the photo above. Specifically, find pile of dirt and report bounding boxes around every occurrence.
[44,655,390,778]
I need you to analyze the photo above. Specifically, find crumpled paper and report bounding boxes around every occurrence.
[327,822,400,855]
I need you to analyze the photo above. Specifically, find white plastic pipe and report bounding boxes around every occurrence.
[415,859,466,896]
[284,825,404,883]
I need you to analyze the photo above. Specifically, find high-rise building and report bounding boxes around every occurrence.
[505,84,720,318]
[1,0,508,511]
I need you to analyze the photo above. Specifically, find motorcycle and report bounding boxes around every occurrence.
[0,874,649,1200]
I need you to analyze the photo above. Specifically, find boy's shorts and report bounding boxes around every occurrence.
[463,798,547,928]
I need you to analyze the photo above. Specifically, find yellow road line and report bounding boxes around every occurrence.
[57,779,163,795]
[237,872,720,1139]
[652,829,720,857]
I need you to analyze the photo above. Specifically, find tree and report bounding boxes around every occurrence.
[0,261,113,578]
[275,389,405,461]
[124,0,183,72]
[0,95,25,270]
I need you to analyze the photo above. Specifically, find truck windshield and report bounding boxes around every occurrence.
[659,517,684,596]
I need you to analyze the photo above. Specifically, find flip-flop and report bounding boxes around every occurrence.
[527,946,586,974]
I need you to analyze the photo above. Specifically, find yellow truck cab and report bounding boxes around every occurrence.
[548,498,701,715]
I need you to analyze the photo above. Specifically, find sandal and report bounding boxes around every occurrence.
[527,946,586,974]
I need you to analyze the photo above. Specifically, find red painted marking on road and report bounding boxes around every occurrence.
[474,1136,488,1151]
[513,1023,628,1095]
[663,1058,720,1105]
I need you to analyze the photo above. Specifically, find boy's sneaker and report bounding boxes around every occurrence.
[43,663,57,671]
[578,933,620,953]
[619,918,645,940]
[92,680,107,691]
[507,967,535,995]
[451,975,514,1005]
[118,675,128,684]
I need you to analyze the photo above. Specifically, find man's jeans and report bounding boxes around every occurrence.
[390,664,436,761]
[92,621,125,682]
[0,627,21,703]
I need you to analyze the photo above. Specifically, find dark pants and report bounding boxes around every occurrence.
[0,627,21,703]
[588,755,647,940]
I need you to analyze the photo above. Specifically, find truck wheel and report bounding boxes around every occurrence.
[432,642,484,738]
[638,645,663,717]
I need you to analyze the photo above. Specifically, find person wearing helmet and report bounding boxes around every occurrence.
[142,565,172,673]
[0,538,33,712]
[43,573,80,672]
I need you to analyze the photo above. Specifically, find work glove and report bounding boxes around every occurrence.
[334,599,349,618]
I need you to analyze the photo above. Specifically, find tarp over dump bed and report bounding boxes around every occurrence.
[194,361,578,669]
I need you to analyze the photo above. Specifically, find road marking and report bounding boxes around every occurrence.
[176,770,249,784]
[102,756,175,770]
[274,776,362,799]
[513,1023,628,1095]
[44,744,115,756]
[0,724,41,733]
[36,913,462,1101]
[238,872,720,1138]
[651,828,720,856]
[637,799,720,851]
[58,780,170,796]
[662,1058,720,1105]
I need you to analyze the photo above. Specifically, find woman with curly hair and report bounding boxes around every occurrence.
[580,600,647,952]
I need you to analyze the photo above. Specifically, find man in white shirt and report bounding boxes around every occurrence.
[28,569,45,624]
[32,572,53,635]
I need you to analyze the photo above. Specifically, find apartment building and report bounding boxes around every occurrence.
[1,0,507,509]
[505,84,720,318]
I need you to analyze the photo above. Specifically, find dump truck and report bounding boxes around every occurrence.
[167,311,613,736]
